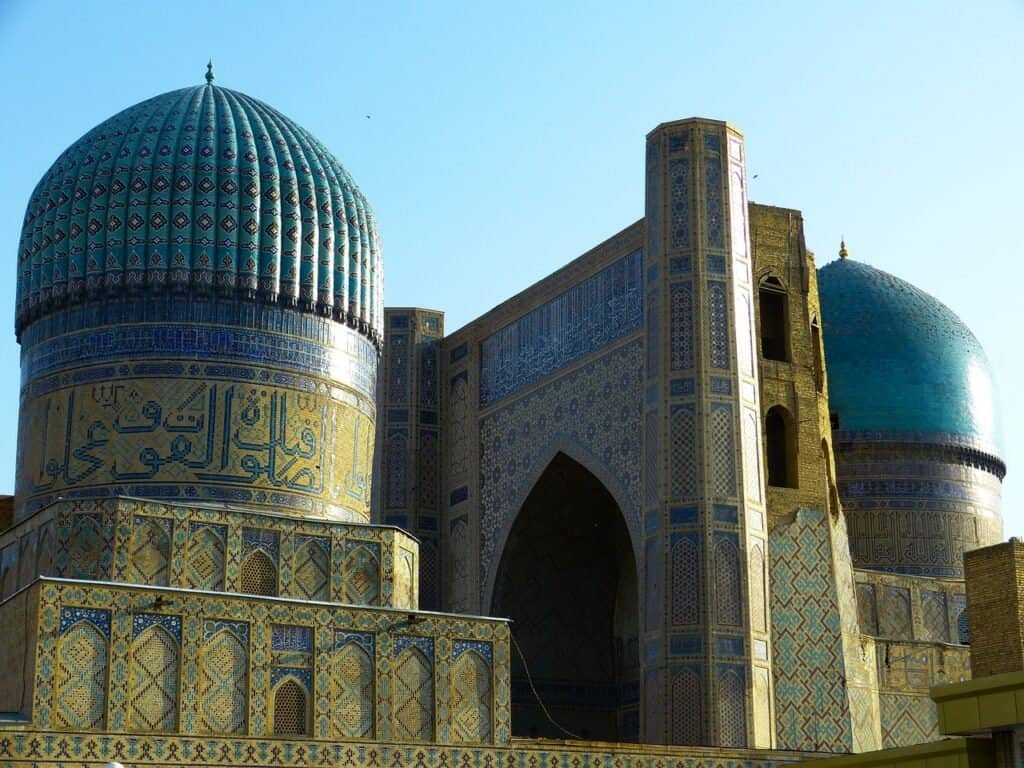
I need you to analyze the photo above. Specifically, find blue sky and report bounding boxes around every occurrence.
[1,1,1022,531]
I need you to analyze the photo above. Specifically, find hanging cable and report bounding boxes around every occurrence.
[509,631,583,741]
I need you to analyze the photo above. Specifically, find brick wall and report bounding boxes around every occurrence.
[964,539,1024,677]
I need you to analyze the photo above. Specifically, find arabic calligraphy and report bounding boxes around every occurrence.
[21,377,372,507]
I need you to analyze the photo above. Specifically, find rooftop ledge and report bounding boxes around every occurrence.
[797,736,993,768]
[931,669,1024,736]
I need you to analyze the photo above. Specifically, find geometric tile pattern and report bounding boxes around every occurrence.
[393,647,434,742]
[0,726,846,768]
[128,625,179,732]
[450,648,492,743]
[717,668,745,747]
[273,679,308,736]
[186,524,226,591]
[332,640,374,739]
[34,497,414,608]
[16,579,511,743]
[54,621,108,730]
[670,405,697,499]
[670,282,694,370]
[879,588,911,638]
[478,340,644,603]
[714,538,741,626]
[708,281,730,369]
[921,590,948,643]
[479,251,642,407]
[127,517,170,586]
[879,693,938,749]
[856,583,878,635]
[199,629,248,734]
[671,667,702,745]
[709,404,736,497]
[671,536,699,625]
[241,550,278,596]
[293,538,330,601]
[342,544,380,606]
[669,158,691,250]
[769,509,853,752]
[16,84,382,342]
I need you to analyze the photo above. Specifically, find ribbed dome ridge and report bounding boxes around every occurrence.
[17,83,383,344]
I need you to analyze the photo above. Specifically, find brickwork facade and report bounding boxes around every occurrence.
[964,540,1024,677]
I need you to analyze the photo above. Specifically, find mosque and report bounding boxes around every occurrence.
[0,71,1018,768]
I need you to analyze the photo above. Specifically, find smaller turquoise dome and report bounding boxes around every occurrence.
[818,256,1002,458]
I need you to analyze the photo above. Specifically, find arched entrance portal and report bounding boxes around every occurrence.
[491,453,639,742]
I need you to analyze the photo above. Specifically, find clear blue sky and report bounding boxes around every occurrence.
[1,1,1022,531]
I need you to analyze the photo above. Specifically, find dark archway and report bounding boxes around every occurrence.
[766,405,797,488]
[491,452,639,742]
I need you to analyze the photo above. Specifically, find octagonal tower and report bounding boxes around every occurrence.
[14,71,383,522]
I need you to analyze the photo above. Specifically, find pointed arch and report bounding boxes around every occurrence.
[128,624,179,731]
[199,629,248,734]
[450,649,492,743]
[671,668,703,745]
[331,641,374,738]
[714,538,741,626]
[491,451,638,741]
[54,621,108,730]
[393,646,434,742]
[765,405,797,488]
[272,677,309,736]
[342,545,380,605]
[483,438,639,609]
[758,274,789,361]
[186,525,225,591]
[128,518,171,586]
[671,536,700,625]
[718,668,746,747]
[241,549,277,596]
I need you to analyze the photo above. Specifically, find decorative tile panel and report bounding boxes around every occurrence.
[479,251,642,406]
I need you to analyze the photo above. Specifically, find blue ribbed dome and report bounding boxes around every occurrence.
[17,79,382,343]
[818,256,1002,457]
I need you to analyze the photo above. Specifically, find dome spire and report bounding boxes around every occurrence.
[839,238,848,259]
[205,60,215,85]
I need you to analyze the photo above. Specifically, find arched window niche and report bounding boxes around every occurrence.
[765,405,798,488]
[758,275,789,362]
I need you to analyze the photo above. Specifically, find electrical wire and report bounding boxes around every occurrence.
[509,631,583,741]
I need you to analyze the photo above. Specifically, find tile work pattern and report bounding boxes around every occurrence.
[477,340,643,600]
[479,251,643,407]
[17,83,384,340]
[839,447,1003,577]
[17,577,509,745]
[769,509,853,752]
[0,728,818,768]
[18,355,375,522]
[1,497,418,609]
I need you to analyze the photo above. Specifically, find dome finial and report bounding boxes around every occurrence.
[839,237,848,260]
[205,60,215,85]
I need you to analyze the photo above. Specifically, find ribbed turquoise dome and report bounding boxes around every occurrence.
[17,78,382,344]
[818,256,1002,457]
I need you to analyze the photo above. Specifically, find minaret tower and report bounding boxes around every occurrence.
[641,119,773,747]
